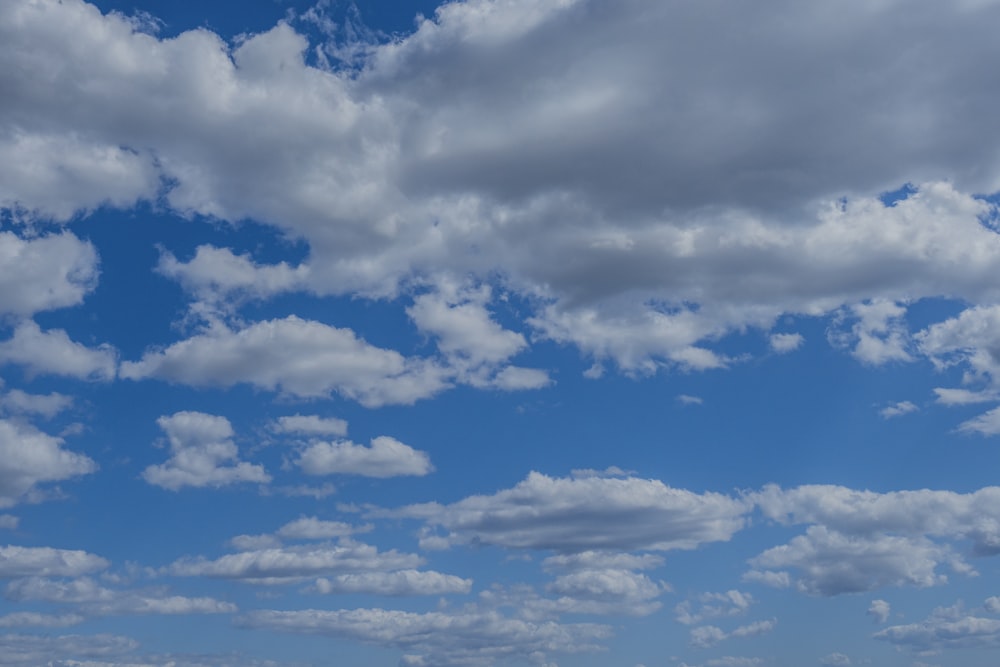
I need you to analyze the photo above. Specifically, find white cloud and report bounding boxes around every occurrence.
[270,415,348,438]
[819,653,852,666]
[275,517,365,541]
[677,394,704,406]
[10,0,1000,373]
[542,568,667,616]
[0,633,138,666]
[0,545,107,578]
[168,540,423,584]
[957,406,1000,435]
[690,619,776,648]
[0,389,73,418]
[874,603,1000,652]
[297,436,433,478]
[542,551,664,572]
[0,419,96,507]
[121,317,450,407]
[142,412,269,491]
[392,471,749,553]
[0,515,17,530]
[880,400,918,419]
[0,232,98,317]
[6,576,237,616]
[0,612,83,628]
[238,607,611,667]
[310,570,472,596]
[0,321,116,381]
[675,590,754,626]
[868,599,891,624]
[769,333,804,354]
[933,387,997,405]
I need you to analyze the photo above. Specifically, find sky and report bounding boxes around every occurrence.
[3,0,1000,665]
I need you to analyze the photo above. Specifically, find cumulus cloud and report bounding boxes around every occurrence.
[0,232,98,317]
[275,517,365,541]
[392,471,750,553]
[0,419,96,507]
[0,546,107,578]
[874,601,1000,652]
[819,653,852,666]
[957,406,1000,436]
[5,576,237,616]
[868,599,891,624]
[0,633,138,666]
[0,322,116,381]
[168,539,423,584]
[879,400,918,419]
[0,389,73,419]
[238,607,611,667]
[121,317,450,407]
[296,436,433,478]
[310,570,472,596]
[769,333,803,354]
[675,590,754,626]
[142,412,269,491]
[270,415,348,438]
[7,0,1000,376]
[689,619,776,648]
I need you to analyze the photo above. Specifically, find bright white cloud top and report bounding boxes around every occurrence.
[2,0,1000,665]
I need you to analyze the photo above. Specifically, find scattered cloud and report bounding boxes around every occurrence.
[880,401,918,419]
[0,321,116,381]
[143,412,270,491]
[0,419,96,507]
[769,333,804,354]
[677,394,704,406]
[296,436,433,478]
[868,599,891,624]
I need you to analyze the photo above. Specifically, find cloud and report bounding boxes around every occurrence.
[0,419,97,507]
[932,387,997,405]
[275,517,364,540]
[819,653,852,666]
[0,389,73,419]
[296,436,433,478]
[769,333,804,354]
[121,317,450,407]
[168,539,423,584]
[874,601,1000,652]
[238,607,612,667]
[879,400,918,419]
[8,1,1000,375]
[677,394,704,406]
[393,471,750,553]
[0,321,116,381]
[690,619,776,648]
[675,590,754,626]
[868,599,891,624]
[310,570,472,596]
[0,515,17,530]
[0,612,84,628]
[270,415,348,438]
[0,633,138,666]
[957,406,1000,436]
[0,232,98,317]
[0,545,107,578]
[142,412,270,491]
[5,576,237,616]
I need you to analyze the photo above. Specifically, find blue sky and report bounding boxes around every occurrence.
[3,0,1000,665]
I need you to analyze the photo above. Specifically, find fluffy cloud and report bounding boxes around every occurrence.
[769,333,804,354]
[5,576,236,616]
[270,415,348,438]
[868,599,891,624]
[0,389,73,419]
[0,546,107,578]
[143,412,269,491]
[168,540,422,584]
[121,317,450,407]
[874,601,1000,652]
[395,471,749,553]
[879,400,918,419]
[296,436,433,478]
[747,527,960,596]
[819,653,852,666]
[0,232,98,317]
[7,0,1000,374]
[0,420,96,507]
[689,619,776,648]
[675,590,754,626]
[238,607,611,667]
[310,570,472,596]
[0,322,116,381]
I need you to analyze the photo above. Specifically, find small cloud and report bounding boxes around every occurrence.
[769,332,804,353]
[819,653,851,666]
[957,406,1000,435]
[677,394,704,406]
[932,387,997,406]
[583,363,605,379]
[879,401,918,419]
[868,599,890,623]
